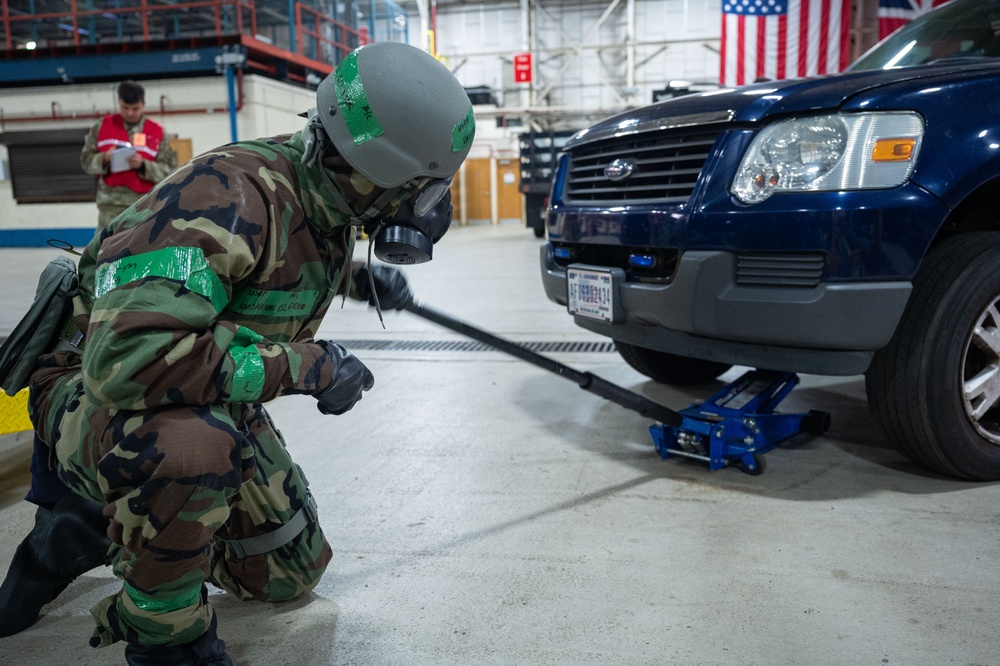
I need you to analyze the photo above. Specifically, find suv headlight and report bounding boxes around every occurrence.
[731,112,924,204]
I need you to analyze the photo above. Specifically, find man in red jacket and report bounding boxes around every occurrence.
[80,80,178,232]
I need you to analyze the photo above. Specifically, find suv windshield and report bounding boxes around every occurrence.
[851,0,1000,71]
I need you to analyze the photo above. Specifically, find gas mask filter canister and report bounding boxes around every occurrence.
[372,179,453,265]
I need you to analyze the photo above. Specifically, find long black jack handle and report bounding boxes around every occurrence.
[403,300,684,428]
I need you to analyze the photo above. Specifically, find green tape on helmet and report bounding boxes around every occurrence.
[315,42,476,187]
[452,106,476,153]
[335,51,385,146]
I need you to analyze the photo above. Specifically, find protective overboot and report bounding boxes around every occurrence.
[0,494,111,637]
[124,614,233,666]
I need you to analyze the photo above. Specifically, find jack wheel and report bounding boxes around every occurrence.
[739,454,767,476]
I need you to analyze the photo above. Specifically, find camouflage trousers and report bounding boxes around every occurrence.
[96,204,129,233]
[95,184,142,232]
[29,352,333,648]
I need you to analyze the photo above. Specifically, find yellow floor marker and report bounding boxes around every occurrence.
[0,389,32,436]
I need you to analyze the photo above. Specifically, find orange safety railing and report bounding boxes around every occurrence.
[294,3,368,65]
[0,0,257,50]
[0,1,366,64]
[0,0,255,50]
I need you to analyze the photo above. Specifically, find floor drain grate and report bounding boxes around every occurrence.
[339,339,616,353]
[0,336,615,354]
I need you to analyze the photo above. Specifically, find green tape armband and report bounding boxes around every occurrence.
[452,105,476,153]
[123,582,201,614]
[228,326,265,403]
[94,247,228,313]
[335,51,384,145]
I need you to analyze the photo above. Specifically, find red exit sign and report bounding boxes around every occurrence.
[513,52,532,84]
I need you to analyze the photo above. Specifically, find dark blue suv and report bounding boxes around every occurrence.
[541,0,1000,480]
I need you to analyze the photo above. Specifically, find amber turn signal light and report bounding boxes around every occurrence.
[872,138,916,162]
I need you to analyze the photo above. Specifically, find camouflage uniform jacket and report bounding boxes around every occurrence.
[80,115,179,210]
[68,132,372,412]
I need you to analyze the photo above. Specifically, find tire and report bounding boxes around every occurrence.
[525,194,546,238]
[615,341,732,386]
[866,232,1000,481]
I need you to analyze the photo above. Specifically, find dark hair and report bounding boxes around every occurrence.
[117,80,145,105]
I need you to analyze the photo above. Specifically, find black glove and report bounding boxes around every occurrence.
[314,341,374,416]
[355,264,413,311]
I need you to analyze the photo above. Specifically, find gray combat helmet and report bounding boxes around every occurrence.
[316,41,476,189]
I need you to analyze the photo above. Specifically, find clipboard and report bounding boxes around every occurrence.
[109,147,137,173]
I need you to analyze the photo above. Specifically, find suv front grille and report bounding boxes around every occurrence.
[736,254,826,287]
[563,128,723,205]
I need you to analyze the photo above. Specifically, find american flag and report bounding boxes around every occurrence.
[878,0,951,40]
[720,0,851,87]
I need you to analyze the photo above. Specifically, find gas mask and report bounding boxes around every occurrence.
[368,179,453,265]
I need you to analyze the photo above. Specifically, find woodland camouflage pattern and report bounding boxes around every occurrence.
[80,118,179,230]
[30,132,392,648]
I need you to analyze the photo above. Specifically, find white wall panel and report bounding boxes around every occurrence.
[419,0,721,116]
[0,2,725,234]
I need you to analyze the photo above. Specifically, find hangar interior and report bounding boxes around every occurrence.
[0,0,886,241]
[0,1,998,665]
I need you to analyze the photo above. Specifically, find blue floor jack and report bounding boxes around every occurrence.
[649,370,830,475]
[405,301,829,475]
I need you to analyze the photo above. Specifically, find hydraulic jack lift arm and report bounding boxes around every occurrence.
[404,300,683,428]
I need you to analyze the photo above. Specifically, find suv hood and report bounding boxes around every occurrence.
[566,60,1000,148]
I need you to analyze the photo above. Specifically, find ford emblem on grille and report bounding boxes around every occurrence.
[604,158,635,181]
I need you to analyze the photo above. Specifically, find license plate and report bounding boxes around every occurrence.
[567,266,618,322]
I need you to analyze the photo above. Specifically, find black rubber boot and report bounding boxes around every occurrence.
[0,494,111,637]
[124,614,233,666]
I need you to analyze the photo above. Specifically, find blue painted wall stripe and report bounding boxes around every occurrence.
[0,229,95,248]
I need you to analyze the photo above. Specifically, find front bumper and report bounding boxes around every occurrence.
[541,245,912,376]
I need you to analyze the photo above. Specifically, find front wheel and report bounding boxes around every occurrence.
[866,232,1000,481]
[615,341,732,386]
[524,194,546,238]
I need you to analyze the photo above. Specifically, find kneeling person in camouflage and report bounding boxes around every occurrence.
[0,41,474,665]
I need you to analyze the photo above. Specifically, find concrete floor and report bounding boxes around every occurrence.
[0,223,998,665]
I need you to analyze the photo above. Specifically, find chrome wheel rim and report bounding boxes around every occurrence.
[963,297,1000,444]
